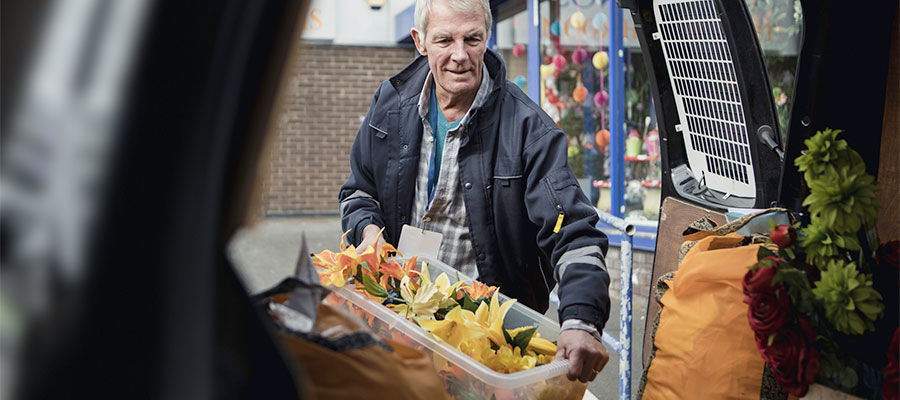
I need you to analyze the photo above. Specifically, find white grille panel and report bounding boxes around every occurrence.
[654,0,755,197]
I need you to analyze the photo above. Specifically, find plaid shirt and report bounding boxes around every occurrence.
[409,66,492,279]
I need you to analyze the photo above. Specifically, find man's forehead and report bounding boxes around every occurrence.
[429,27,485,37]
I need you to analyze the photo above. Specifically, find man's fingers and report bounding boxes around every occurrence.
[566,350,583,381]
[597,348,610,372]
[579,352,601,382]
[553,341,567,363]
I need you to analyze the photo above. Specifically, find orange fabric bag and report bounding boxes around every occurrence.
[641,233,767,399]
[260,280,449,400]
[274,304,449,400]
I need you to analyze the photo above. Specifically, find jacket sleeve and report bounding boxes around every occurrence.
[522,126,611,330]
[339,84,387,246]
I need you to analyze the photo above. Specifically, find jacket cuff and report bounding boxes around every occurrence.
[352,217,375,246]
[559,304,605,330]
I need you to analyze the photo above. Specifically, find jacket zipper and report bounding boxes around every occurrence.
[542,180,565,234]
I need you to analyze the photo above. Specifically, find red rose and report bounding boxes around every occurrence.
[884,328,899,400]
[771,225,797,248]
[747,285,791,336]
[743,264,779,300]
[759,318,818,397]
[877,240,899,271]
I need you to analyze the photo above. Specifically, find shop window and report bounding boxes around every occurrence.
[495,9,530,95]
[744,0,802,142]
[538,0,660,220]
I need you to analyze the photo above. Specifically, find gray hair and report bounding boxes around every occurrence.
[414,0,492,40]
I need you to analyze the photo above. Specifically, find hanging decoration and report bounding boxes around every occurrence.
[592,13,608,30]
[540,64,555,79]
[569,10,586,29]
[594,90,609,108]
[552,54,568,71]
[572,79,588,103]
[592,51,609,70]
[550,21,561,36]
[595,129,610,152]
[512,43,526,58]
[513,75,527,89]
[572,47,588,65]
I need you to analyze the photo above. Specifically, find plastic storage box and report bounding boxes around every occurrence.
[323,256,587,400]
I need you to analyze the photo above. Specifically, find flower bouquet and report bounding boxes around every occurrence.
[312,231,585,399]
[742,129,899,398]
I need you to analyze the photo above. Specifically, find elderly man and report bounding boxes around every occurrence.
[339,0,610,382]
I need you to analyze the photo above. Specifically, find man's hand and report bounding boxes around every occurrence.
[356,224,384,251]
[553,329,610,382]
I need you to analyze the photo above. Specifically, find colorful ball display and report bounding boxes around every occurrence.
[550,21,560,36]
[572,48,588,64]
[573,85,588,103]
[512,43,526,58]
[592,51,609,70]
[513,75,527,89]
[570,10,586,29]
[592,13,608,30]
[593,90,609,108]
[552,54,567,70]
[540,64,555,79]
[595,129,610,150]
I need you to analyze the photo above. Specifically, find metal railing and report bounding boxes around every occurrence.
[595,210,635,400]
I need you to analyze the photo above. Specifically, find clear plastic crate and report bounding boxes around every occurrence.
[322,255,587,400]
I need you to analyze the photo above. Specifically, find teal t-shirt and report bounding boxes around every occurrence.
[427,82,461,202]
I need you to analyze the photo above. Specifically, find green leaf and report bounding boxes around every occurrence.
[361,274,389,298]
[503,328,514,345]
[458,290,480,313]
[757,246,777,260]
[435,305,456,320]
[511,327,538,352]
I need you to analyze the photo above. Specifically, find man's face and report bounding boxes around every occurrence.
[412,0,487,101]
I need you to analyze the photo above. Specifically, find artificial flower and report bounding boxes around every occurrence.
[416,306,486,348]
[745,284,792,337]
[758,318,819,397]
[483,291,517,347]
[742,259,780,299]
[458,280,497,300]
[770,225,797,248]
[811,260,884,335]
[389,275,444,319]
[433,272,465,308]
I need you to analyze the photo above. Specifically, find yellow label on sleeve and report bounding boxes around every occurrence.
[553,213,564,233]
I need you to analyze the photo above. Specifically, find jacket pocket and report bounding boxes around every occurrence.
[368,110,398,140]
[541,167,581,233]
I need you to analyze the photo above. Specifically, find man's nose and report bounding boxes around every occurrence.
[450,40,467,63]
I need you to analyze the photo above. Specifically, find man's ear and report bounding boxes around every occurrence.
[411,28,427,56]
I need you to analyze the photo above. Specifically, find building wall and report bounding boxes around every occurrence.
[264,43,418,215]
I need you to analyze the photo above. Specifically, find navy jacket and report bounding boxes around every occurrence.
[339,49,611,329]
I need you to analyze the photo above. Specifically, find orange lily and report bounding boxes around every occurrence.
[459,280,497,300]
